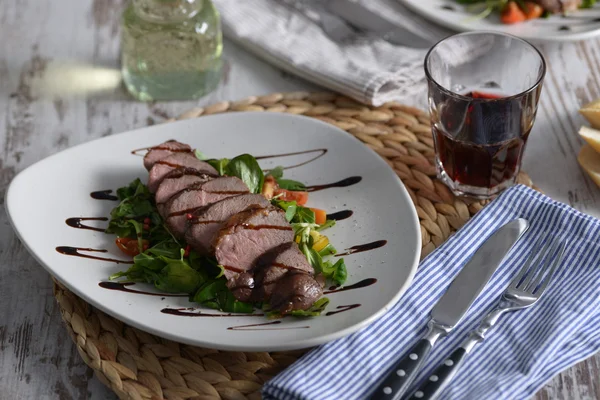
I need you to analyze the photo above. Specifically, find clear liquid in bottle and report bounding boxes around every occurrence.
[121,0,223,101]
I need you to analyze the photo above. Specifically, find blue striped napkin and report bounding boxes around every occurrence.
[263,185,600,400]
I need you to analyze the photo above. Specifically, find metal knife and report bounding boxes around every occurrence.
[326,0,433,49]
[370,218,529,400]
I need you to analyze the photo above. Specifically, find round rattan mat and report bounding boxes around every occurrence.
[52,92,536,400]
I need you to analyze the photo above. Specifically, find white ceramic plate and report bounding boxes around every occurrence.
[6,112,420,351]
[398,0,600,42]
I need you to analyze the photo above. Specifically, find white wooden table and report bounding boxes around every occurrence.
[1,1,599,399]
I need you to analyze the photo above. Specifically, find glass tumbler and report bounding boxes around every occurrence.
[424,32,546,199]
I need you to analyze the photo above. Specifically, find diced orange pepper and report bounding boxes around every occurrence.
[310,208,327,225]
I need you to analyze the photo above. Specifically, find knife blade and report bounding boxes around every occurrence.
[326,0,433,48]
[370,218,529,400]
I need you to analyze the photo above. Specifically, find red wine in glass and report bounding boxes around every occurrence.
[432,90,531,192]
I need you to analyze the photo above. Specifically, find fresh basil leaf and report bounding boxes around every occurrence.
[290,297,330,317]
[225,154,264,193]
[315,219,336,231]
[206,158,229,175]
[194,149,208,160]
[276,178,306,191]
[267,166,284,179]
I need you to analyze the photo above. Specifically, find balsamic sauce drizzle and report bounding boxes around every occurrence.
[90,190,118,201]
[98,282,188,296]
[306,176,362,192]
[256,148,328,170]
[55,246,134,264]
[324,278,377,294]
[66,217,108,232]
[227,321,310,331]
[335,240,388,257]
[161,308,265,317]
[326,210,353,221]
[326,304,361,316]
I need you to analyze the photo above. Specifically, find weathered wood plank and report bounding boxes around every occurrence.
[0,0,598,399]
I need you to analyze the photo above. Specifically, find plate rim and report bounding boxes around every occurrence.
[6,111,422,351]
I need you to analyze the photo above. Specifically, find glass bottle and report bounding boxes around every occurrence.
[121,0,223,101]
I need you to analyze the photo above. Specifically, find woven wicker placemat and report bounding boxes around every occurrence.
[52,92,536,400]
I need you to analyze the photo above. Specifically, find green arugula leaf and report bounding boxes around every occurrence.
[225,154,265,193]
[106,178,161,240]
[276,178,306,191]
[267,166,284,179]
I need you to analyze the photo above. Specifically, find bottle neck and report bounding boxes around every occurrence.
[132,0,204,23]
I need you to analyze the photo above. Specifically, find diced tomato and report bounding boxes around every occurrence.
[274,188,309,205]
[310,208,327,225]
[522,1,544,19]
[501,2,526,24]
[115,238,149,257]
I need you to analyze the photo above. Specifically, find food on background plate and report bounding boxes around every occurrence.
[580,99,600,131]
[578,101,600,187]
[460,0,595,25]
[106,140,346,318]
[579,126,600,154]
[577,144,600,187]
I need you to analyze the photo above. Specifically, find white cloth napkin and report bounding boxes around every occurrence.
[213,0,452,106]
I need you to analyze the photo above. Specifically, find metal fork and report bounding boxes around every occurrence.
[407,235,566,400]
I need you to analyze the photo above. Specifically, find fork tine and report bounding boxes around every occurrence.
[524,238,562,292]
[519,239,553,290]
[532,241,566,295]
[510,234,547,289]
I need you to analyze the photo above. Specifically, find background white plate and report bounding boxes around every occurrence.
[398,0,600,42]
[6,112,420,351]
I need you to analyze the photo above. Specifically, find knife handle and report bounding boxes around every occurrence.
[407,347,467,400]
[370,321,448,400]
[409,307,509,400]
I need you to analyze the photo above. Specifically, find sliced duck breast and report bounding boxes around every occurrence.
[148,152,217,193]
[185,193,271,255]
[163,176,249,237]
[227,242,317,305]
[155,168,214,214]
[269,270,323,314]
[214,206,294,279]
[143,140,191,171]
